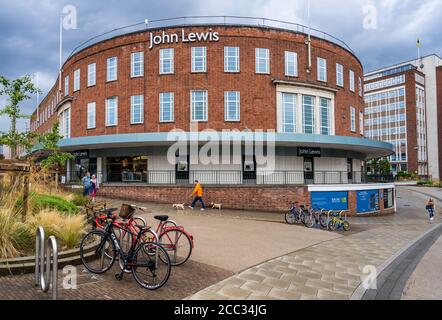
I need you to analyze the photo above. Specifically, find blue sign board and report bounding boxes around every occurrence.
[356,190,379,213]
[311,191,348,210]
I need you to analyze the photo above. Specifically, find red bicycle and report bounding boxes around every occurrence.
[91,204,194,266]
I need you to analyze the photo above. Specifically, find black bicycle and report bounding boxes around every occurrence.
[79,211,171,290]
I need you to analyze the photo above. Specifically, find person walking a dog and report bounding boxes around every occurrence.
[189,180,206,211]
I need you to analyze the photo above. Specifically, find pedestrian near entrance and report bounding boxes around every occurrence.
[189,180,206,211]
[426,198,435,222]
[90,174,99,202]
[81,172,91,196]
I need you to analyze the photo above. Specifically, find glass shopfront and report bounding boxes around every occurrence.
[106,156,148,182]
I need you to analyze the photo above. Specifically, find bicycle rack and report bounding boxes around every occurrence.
[35,226,58,300]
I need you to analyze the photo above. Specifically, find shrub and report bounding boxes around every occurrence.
[0,209,32,259]
[72,193,90,207]
[15,193,79,215]
[54,215,86,249]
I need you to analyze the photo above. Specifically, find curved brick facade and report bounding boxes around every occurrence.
[32,25,364,138]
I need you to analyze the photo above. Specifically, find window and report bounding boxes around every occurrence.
[285,51,298,77]
[160,48,174,74]
[317,57,327,82]
[282,93,296,133]
[320,98,330,135]
[350,106,356,132]
[130,95,144,124]
[224,46,239,72]
[87,63,96,86]
[224,91,240,121]
[359,111,364,135]
[358,76,363,96]
[59,108,70,139]
[191,90,208,121]
[255,48,269,74]
[73,69,80,91]
[302,95,315,134]
[64,75,69,96]
[191,47,206,72]
[105,97,118,126]
[107,57,118,81]
[87,102,96,129]
[336,63,343,87]
[349,70,355,92]
[159,92,174,122]
[131,52,144,77]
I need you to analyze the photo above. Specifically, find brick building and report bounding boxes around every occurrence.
[30,17,394,214]
[364,54,442,180]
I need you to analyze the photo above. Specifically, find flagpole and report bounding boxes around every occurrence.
[59,15,63,92]
[36,73,40,127]
[306,0,312,72]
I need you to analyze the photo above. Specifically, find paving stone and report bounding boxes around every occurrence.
[267,288,302,300]
[288,284,319,296]
[305,279,335,291]
[240,282,273,295]
[247,294,278,300]
[218,285,251,299]
[297,271,322,280]
[256,269,283,279]
[262,278,291,290]
[317,289,348,300]
[219,277,247,288]
[238,272,266,283]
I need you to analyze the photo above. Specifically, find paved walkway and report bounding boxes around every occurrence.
[402,230,442,299]
[188,187,439,300]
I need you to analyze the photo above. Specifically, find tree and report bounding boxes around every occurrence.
[369,157,391,175]
[0,75,41,159]
[39,122,74,189]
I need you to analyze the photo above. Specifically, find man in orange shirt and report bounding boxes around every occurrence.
[189,180,206,210]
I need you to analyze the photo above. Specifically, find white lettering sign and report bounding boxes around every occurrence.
[149,28,220,49]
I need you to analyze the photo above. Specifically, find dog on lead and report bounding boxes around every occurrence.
[173,203,185,210]
[211,202,222,210]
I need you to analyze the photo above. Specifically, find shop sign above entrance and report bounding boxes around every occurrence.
[297,147,321,157]
[72,150,89,159]
[149,28,220,49]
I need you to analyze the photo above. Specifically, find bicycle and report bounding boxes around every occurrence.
[304,207,328,228]
[328,211,350,231]
[79,210,171,290]
[285,202,302,224]
[92,204,194,267]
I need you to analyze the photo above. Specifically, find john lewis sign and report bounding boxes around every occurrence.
[149,28,220,49]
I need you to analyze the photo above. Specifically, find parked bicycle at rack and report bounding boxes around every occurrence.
[304,207,329,229]
[79,206,171,290]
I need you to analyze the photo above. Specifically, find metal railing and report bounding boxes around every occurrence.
[66,15,355,61]
[35,227,58,300]
[63,170,394,186]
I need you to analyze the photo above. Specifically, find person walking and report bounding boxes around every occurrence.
[189,180,206,211]
[90,174,99,202]
[426,198,435,222]
[81,172,91,196]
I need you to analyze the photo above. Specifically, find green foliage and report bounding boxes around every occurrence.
[0,75,42,158]
[39,122,74,170]
[72,193,90,206]
[16,192,79,215]
[369,157,392,175]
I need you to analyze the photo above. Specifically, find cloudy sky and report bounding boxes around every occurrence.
[0,0,441,133]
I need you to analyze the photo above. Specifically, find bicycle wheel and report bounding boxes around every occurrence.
[118,229,135,273]
[132,242,171,290]
[133,216,147,227]
[328,220,337,231]
[80,230,116,274]
[343,220,350,231]
[319,212,328,228]
[300,211,307,225]
[159,228,192,266]
[304,214,315,228]
[285,211,297,224]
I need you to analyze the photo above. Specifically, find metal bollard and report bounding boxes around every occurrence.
[35,226,58,300]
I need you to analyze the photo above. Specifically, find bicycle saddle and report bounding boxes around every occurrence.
[154,215,169,221]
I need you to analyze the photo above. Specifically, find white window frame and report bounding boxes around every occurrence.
[350,106,356,132]
[130,95,144,124]
[159,92,174,122]
[285,51,298,77]
[224,46,239,72]
[224,91,240,122]
[358,76,363,97]
[255,48,269,74]
[336,63,343,87]
[302,95,315,134]
[191,47,207,73]
[105,97,118,126]
[160,48,174,74]
[87,102,96,129]
[131,52,144,77]
[359,111,364,135]
[320,98,331,135]
[349,70,355,92]
[282,93,297,133]
[191,90,208,122]
[317,57,327,82]
[87,63,96,87]
[64,75,69,96]
[73,69,80,91]
[107,57,118,81]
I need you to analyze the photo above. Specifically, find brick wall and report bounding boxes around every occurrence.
[436,66,442,179]
[32,25,364,138]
